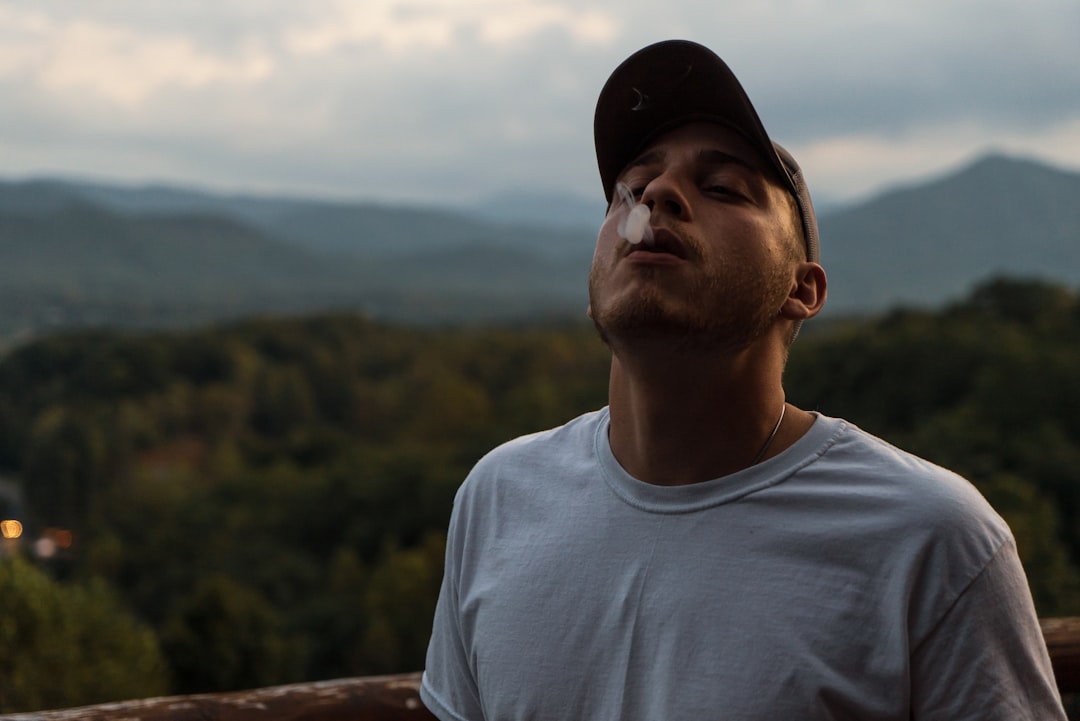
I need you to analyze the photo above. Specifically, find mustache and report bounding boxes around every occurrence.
[620,225,702,262]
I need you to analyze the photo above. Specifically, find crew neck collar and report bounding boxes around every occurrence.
[595,407,844,514]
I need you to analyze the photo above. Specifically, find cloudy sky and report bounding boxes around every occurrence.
[3,0,1079,209]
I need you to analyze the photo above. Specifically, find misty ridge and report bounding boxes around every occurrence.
[1,151,1079,340]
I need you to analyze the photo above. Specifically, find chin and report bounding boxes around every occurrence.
[592,302,768,356]
[589,266,787,355]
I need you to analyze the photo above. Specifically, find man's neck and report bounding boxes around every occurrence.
[605,345,802,486]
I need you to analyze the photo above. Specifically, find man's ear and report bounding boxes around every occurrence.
[780,262,827,322]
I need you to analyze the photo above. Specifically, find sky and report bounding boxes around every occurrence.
[3,0,1080,209]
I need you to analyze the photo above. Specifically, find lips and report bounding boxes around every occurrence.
[627,227,688,259]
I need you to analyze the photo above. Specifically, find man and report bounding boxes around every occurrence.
[420,39,1066,720]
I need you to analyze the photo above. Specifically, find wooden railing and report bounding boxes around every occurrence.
[5,618,1080,720]
[0,673,430,721]
[1045,617,1080,694]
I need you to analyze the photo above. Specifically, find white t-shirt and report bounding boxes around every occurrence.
[422,409,1065,720]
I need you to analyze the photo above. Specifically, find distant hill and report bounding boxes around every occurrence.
[1,152,1078,337]
[819,153,1080,314]
[0,182,591,337]
[23,178,593,259]
[465,189,605,230]
[0,198,368,335]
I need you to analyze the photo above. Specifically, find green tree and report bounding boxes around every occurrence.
[0,555,168,713]
[22,406,109,528]
[356,533,446,674]
[159,573,304,694]
[979,471,1080,616]
[297,546,370,680]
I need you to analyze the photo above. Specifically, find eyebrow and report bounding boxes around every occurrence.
[698,149,762,175]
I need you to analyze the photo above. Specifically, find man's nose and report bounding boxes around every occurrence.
[641,173,690,219]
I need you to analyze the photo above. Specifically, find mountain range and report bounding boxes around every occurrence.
[1,152,1078,340]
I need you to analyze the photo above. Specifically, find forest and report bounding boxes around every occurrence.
[2,276,1079,713]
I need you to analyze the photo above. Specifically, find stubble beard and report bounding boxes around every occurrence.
[588,260,793,357]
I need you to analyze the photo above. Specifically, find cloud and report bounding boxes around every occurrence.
[284,0,617,56]
[2,0,1078,206]
[795,115,1080,204]
[731,0,1080,142]
[45,25,272,107]
[0,5,274,108]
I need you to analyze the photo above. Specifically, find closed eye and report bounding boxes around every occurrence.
[704,185,746,200]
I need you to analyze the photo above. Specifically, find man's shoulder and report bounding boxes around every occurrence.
[484,407,605,459]
[820,416,1011,542]
[828,419,980,494]
[457,407,608,495]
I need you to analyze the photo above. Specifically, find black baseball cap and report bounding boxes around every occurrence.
[593,39,819,266]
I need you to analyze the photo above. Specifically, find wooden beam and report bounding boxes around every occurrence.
[1043,616,1080,694]
[0,673,434,721]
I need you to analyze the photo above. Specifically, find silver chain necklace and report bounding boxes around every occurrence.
[750,404,786,465]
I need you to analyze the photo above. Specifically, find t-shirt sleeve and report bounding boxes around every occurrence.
[421,499,485,721]
[909,540,1067,720]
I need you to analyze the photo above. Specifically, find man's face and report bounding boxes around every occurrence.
[587,121,802,355]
